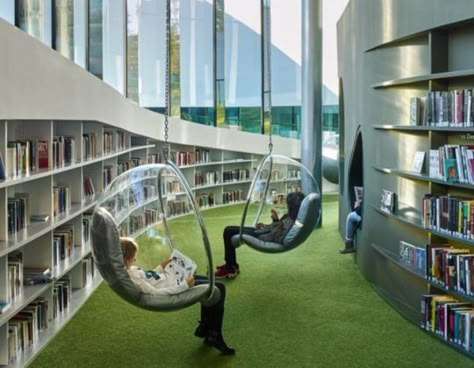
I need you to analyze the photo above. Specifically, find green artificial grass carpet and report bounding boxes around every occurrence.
[30,201,473,368]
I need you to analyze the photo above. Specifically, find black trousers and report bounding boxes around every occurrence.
[195,276,226,334]
[223,226,258,266]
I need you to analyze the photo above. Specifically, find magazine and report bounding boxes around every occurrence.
[380,189,396,213]
[165,249,197,282]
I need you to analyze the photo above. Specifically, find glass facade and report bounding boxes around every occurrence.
[16,0,52,46]
[4,0,321,140]
[102,1,125,94]
[224,0,262,133]
[126,0,167,111]
[88,0,103,79]
[54,0,74,60]
[180,0,214,125]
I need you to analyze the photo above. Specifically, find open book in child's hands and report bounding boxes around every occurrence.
[165,249,197,281]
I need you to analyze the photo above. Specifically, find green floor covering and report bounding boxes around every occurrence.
[30,200,473,368]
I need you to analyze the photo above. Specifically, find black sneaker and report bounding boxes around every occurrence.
[204,334,236,355]
[194,321,208,338]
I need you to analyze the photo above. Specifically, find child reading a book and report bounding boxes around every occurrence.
[120,237,235,355]
[340,188,363,254]
[215,191,305,278]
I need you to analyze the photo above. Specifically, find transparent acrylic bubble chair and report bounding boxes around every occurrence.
[91,163,217,311]
[232,154,321,253]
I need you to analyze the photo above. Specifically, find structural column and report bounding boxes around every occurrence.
[301,0,322,209]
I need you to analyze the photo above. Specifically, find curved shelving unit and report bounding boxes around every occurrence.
[372,69,474,89]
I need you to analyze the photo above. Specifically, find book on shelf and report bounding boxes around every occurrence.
[409,96,424,125]
[380,189,396,213]
[37,140,49,170]
[30,213,49,222]
[0,152,5,180]
[354,186,363,202]
[410,151,425,173]
[443,158,459,183]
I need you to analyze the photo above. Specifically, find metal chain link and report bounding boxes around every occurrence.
[265,0,273,153]
[163,0,171,160]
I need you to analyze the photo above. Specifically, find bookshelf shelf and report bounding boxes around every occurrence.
[373,125,474,133]
[8,274,103,368]
[374,166,474,189]
[372,204,474,247]
[371,69,474,89]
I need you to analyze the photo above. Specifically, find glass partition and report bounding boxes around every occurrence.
[17,0,52,46]
[180,0,213,125]
[224,0,261,133]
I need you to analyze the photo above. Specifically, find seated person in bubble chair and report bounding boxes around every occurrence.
[215,191,306,279]
[120,237,235,355]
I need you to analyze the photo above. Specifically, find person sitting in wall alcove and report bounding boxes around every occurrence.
[340,187,363,254]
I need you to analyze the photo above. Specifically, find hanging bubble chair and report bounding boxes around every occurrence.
[91,162,216,311]
[232,154,321,253]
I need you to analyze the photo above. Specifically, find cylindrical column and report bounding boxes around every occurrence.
[301,0,322,218]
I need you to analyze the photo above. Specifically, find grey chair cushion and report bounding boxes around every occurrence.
[231,193,320,253]
[91,207,214,311]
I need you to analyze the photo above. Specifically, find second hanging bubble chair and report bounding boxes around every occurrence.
[231,2,321,253]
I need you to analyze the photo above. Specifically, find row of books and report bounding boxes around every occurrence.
[116,131,127,151]
[172,149,212,166]
[103,132,114,154]
[103,165,113,188]
[195,171,219,186]
[70,254,95,289]
[82,133,97,161]
[8,193,29,235]
[197,193,215,208]
[52,277,71,318]
[195,148,211,164]
[223,169,249,182]
[428,145,474,184]
[117,158,143,175]
[167,200,189,216]
[82,212,92,245]
[53,186,72,218]
[399,241,426,275]
[410,89,474,127]
[8,297,48,363]
[421,295,474,353]
[53,225,75,267]
[166,180,182,194]
[426,244,474,295]
[8,253,22,303]
[422,194,474,240]
[52,136,75,168]
[6,140,49,179]
[83,176,95,197]
[148,153,160,164]
[223,190,244,204]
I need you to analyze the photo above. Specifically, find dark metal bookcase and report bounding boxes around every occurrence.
[338,0,474,358]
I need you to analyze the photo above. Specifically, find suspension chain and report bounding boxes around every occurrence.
[163,0,171,160]
[265,0,273,152]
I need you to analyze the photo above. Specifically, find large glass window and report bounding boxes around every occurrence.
[103,0,125,94]
[73,0,87,68]
[16,0,52,46]
[54,0,74,60]
[0,1,15,24]
[270,0,301,138]
[180,0,213,125]
[224,0,261,133]
[88,0,103,79]
[126,0,166,111]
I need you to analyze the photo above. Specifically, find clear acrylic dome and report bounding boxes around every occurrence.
[243,154,321,231]
[95,163,212,278]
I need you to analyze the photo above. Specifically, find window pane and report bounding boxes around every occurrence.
[88,0,103,79]
[180,0,213,125]
[103,0,125,94]
[224,0,262,133]
[54,0,74,60]
[270,0,301,138]
[127,0,166,110]
[17,0,52,46]
[73,0,87,68]
[0,1,15,24]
